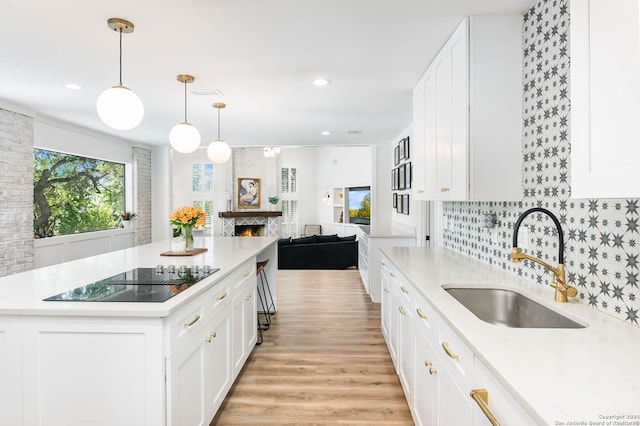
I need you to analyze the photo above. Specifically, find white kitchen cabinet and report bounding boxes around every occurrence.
[415,16,522,201]
[0,316,22,426]
[472,359,537,425]
[21,316,165,426]
[231,272,258,379]
[381,252,534,425]
[570,0,640,198]
[412,74,427,200]
[168,305,232,426]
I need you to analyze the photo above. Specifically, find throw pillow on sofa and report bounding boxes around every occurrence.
[278,237,293,246]
[315,234,340,243]
[291,235,316,245]
[339,234,356,241]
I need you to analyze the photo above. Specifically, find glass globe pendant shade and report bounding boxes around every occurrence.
[207,139,232,164]
[169,122,201,153]
[96,85,144,130]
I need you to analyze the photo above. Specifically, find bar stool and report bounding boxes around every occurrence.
[256,259,275,333]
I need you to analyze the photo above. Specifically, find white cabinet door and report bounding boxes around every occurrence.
[413,322,439,425]
[232,277,257,379]
[417,16,521,201]
[397,290,414,405]
[205,308,232,419]
[412,74,427,200]
[380,259,392,342]
[439,363,473,425]
[0,316,22,426]
[22,316,165,426]
[570,0,640,198]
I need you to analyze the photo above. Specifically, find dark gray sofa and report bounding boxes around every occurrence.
[277,234,358,269]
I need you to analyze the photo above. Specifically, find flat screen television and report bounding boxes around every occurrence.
[346,186,371,225]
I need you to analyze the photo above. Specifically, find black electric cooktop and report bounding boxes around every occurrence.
[43,267,219,303]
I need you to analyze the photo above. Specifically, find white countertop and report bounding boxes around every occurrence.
[382,246,640,425]
[0,236,277,317]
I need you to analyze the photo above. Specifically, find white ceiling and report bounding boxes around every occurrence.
[0,0,532,148]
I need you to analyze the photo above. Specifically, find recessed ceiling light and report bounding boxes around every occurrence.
[321,131,331,136]
[64,83,83,90]
[313,79,331,87]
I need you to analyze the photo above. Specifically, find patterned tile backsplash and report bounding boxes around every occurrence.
[442,0,639,326]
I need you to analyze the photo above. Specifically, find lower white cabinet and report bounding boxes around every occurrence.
[381,253,536,425]
[0,316,23,426]
[231,274,258,379]
[168,307,231,426]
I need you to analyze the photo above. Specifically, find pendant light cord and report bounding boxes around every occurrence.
[217,106,221,140]
[118,29,123,86]
[184,80,188,123]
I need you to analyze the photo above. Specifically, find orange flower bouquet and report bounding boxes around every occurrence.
[169,206,206,251]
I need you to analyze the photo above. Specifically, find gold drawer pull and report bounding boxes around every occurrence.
[204,331,217,344]
[242,271,251,278]
[470,389,500,426]
[424,360,432,367]
[400,286,409,294]
[183,314,201,329]
[381,261,387,266]
[389,271,396,278]
[440,187,450,192]
[416,308,428,320]
[429,367,437,375]
[417,189,424,194]
[441,342,459,360]
[216,291,228,301]
[398,306,407,316]
[244,294,252,301]
[384,288,390,294]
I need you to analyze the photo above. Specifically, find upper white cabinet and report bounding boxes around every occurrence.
[413,16,522,201]
[570,0,640,198]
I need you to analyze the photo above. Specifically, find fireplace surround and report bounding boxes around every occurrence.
[219,211,281,237]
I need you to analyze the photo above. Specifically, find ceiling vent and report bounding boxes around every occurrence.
[347,130,362,135]
[191,89,224,96]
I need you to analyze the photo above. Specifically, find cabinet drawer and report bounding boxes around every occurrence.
[209,281,231,311]
[437,321,474,392]
[413,293,438,342]
[166,297,209,355]
[227,259,256,291]
[473,359,538,425]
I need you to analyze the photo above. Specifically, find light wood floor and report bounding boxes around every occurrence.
[211,269,413,425]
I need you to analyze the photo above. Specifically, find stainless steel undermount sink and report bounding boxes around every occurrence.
[444,287,586,329]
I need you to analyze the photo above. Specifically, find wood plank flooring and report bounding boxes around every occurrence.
[211,269,413,425]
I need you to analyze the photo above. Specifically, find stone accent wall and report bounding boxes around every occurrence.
[133,147,152,246]
[0,108,34,275]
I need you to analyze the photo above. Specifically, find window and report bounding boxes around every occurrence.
[33,148,125,238]
[191,162,215,236]
[281,200,298,237]
[281,167,297,193]
[280,166,299,236]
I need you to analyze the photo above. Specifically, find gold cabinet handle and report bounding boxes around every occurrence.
[242,271,251,278]
[389,271,396,278]
[424,360,432,367]
[384,288,390,294]
[381,261,387,266]
[244,294,251,301]
[398,306,407,316]
[183,314,201,329]
[417,189,424,194]
[400,286,409,294]
[470,389,500,426]
[416,308,428,320]
[440,187,450,192]
[441,342,459,360]
[429,367,437,375]
[216,291,228,301]
[204,331,217,344]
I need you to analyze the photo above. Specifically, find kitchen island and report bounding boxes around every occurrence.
[0,236,277,426]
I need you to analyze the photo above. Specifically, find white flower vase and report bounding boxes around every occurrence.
[121,219,131,228]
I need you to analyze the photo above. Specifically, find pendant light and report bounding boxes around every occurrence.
[96,18,144,130]
[207,103,232,164]
[169,74,201,153]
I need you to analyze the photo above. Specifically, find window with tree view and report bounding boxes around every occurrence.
[33,149,125,238]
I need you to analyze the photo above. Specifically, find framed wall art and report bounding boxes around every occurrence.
[402,194,410,214]
[238,178,261,209]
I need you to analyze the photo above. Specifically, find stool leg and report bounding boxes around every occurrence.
[257,278,270,330]
[260,268,276,318]
[256,317,263,345]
